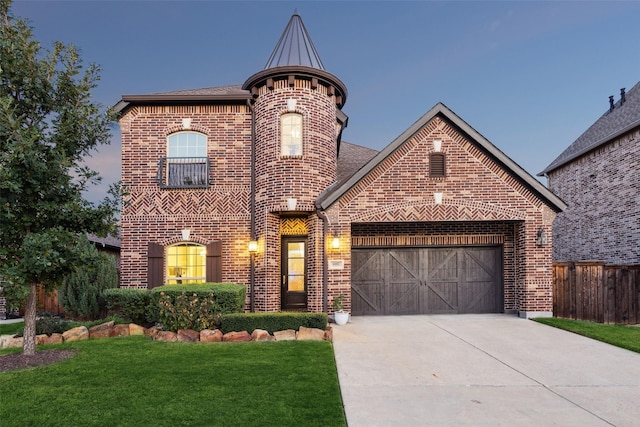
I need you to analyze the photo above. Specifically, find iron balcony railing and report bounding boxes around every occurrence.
[157,157,210,189]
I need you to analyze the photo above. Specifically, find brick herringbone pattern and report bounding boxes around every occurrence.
[125,186,250,218]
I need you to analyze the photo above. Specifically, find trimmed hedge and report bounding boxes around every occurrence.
[103,288,154,325]
[220,312,328,334]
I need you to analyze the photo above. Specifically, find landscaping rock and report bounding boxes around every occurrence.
[251,329,275,342]
[36,334,48,346]
[89,321,115,339]
[144,326,161,338]
[273,329,297,341]
[324,326,333,342]
[177,329,200,342]
[0,335,22,349]
[297,327,325,341]
[44,333,63,345]
[155,331,178,342]
[110,324,130,337]
[222,331,252,342]
[129,324,146,336]
[199,329,222,342]
[62,326,89,342]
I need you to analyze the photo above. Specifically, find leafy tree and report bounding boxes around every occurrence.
[58,235,118,320]
[0,0,119,355]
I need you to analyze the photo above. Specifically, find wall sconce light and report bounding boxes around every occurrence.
[434,192,443,205]
[287,98,297,112]
[536,228,548,246]
[433,139,442,152]
[287,198,297,211]
[181,229,191,241]
[248,240,258,253]
[331,236,340,250]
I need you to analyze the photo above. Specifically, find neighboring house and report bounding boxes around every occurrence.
[540,81,640,264]
[115,13,565,318]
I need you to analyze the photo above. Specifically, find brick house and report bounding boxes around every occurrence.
[540,81,640,264]
[115,13,565,318]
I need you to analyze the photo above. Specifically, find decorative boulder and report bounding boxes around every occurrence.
[297,327,325,341]
[177,329,200,342]
[273,330,297,341]
[200,329,223,343]
[222,331,252,342]
[110,324,130,337]
[251,329,275,342]
[324,326,333,342]
[129,324,146,336]
[155,331,178,342]
[44,333,63,345]
[144,326,161,338]
[89,321,115,339]
[36,334,48,346]
[63,326,89,342]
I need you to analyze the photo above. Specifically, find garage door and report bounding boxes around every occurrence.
[351,247,503,315]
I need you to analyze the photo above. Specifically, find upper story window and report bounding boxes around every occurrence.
[166,243,206,285]
[429,153,446,177]
[281,113,302,157]
[158,131,210,188]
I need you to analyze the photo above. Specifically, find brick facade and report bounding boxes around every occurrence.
[117,13,562,317]
[548,128,640,264]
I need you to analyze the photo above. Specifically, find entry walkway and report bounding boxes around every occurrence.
[332,314,640,427]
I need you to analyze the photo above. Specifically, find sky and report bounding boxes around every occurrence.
[10,0,640,205]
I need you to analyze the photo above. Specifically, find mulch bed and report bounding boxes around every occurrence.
[0,349,77,373]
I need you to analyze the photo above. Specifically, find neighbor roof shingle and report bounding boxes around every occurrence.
[540,80,640,175]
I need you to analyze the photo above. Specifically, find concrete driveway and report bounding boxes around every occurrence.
[332,314,640,427]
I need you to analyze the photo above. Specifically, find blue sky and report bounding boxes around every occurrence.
[11,0,640,204]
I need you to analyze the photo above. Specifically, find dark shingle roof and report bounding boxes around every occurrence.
[540,81,640,175]
[337,142,379,183]
[146,85,248,97]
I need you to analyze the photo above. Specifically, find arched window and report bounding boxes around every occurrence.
[429,153,446,177]
[160,131,209,188]
[281,113,303,156]
[166,243,206,284]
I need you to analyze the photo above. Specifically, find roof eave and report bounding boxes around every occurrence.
[114,93,253,115]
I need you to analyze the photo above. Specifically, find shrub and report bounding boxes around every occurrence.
[157,291,219,331]
[151,283,245,331]
[103,288,153,325]
[58,236,118,320]
[220,312,328,334]
[151,283,245,315]
[16,313,77,337]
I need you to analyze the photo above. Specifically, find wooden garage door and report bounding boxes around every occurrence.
[351,247,503,315]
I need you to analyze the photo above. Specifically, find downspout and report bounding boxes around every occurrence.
[315,204,329,313]
[247,99,256,312]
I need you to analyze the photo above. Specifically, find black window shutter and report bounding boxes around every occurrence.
[147,242,164,289]
[206,241,222,283]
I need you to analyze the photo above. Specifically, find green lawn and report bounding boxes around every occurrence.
[0,336,346,427]
[0,321,24,336]
[534,317,640,353]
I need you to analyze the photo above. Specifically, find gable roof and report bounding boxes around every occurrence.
[337,141,379,183]
[318,102,567,212]
[540,80,640,175]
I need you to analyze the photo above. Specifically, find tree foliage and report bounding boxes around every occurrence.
[0,0,119,354]
[58,236,118,320]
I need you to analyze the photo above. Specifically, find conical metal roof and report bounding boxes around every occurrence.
[264,12,325,70]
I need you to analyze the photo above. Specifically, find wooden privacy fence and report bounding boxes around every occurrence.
[553,262,640,324]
